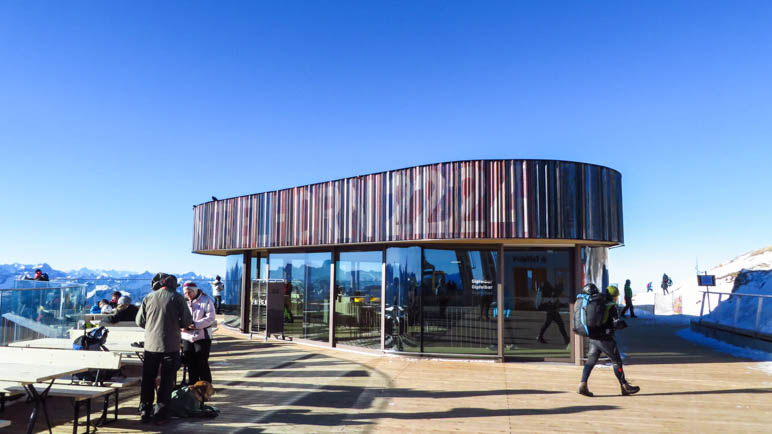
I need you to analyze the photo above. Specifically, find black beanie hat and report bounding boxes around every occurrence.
[152,272,179,291]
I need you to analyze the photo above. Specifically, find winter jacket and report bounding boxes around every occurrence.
[136,287,193,353]
[624,282,633,299]
[211,281,223,297]
[100,304,139,325]
[181,290,217,343]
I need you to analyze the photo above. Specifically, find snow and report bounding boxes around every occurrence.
[633,247,772,316]
[703,270,772,334]
[676,328,772,361]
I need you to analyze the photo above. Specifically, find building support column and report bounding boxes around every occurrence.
[497,244,504,361]
[240,251,252,334]
[380,249,386,351]
[329,247,337,347]
[573,246,583,365]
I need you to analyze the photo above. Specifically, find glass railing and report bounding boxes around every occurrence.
[53,278,215,308]
[0,280,87,345]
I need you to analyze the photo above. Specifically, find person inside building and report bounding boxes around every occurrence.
[578,284,640,397]
[181,281,217,385]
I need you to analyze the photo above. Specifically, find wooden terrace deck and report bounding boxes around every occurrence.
[1,316,770,433]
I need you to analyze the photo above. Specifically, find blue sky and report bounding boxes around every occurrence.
[0,1,770,289]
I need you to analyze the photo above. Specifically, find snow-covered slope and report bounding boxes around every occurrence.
[704,269,772,333]
[633,246,772,316]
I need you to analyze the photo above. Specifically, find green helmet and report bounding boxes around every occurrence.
[607,284,619,298]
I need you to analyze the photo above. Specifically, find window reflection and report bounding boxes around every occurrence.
[268,252,331,342]
[385,247,421,352]
[420,248,498,354]
[502,250,571,359]
[224,254,243,328]
[335,251,382,349]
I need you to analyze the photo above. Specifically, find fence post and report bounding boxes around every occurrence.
[699,291,706,321]
[755,297,764,332]
[734,295,742,326]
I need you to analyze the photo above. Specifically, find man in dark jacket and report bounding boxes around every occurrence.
[136,273,193,424]
[578,284,640,397]
[100,296,139,325]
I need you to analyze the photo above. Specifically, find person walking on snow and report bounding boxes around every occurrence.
[661,273,671,295]
[578,284,640,397]
[620,279,636,318]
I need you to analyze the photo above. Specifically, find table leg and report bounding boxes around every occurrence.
[25,380,54,434]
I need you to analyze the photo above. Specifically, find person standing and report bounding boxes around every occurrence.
[661,273,671,295]
[181,281,217,384]
[136,273,193,425]
[211,275,224,314]
[578,284,640,397]
[620,279,636,318]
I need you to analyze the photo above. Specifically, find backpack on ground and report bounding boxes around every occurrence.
[573,285,605,337]
[72,327,118,382]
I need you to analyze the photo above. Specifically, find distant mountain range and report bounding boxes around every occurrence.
[0,263,216,305]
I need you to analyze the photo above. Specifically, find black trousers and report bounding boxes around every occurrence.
[214,296,222,312]
[538,310,570,344]
[140,351,181,408]
[621,296,635,317]
[581,337,626,384]
[182,338,212,384]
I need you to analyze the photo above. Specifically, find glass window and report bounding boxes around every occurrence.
[502,249,572,359]
[335,251,382,349]
[224,254,243,328]
[385,247,421,352]
[268,252,331,342]
[421,248,498,354]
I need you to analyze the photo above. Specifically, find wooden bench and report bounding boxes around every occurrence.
[0,347,124,433]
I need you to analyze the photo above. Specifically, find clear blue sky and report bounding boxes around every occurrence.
[1,1,770,288]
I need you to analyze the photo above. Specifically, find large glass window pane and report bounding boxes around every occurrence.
[224,254,243,328]
[268,252,331,342]
[335,251,382,349]
[502,249,571,359]
[385,247,421,352]
[421,248,498,354]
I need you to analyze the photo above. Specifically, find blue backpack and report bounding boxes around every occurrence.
[573,285,605,337]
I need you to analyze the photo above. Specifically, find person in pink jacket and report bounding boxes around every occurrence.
[181,281,217,384]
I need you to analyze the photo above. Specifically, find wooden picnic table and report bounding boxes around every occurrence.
[9,338,143,357]
[0,362,87,434]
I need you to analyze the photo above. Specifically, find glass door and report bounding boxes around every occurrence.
[502,249,572,360]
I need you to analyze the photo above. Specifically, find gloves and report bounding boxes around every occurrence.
[614,319,628,330]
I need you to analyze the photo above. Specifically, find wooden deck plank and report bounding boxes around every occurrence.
[0,317,769,433]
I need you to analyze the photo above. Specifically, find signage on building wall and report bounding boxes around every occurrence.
[511,255,547,264]
[472,279,493,291]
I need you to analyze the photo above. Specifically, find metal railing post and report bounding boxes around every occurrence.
[734,294,742,326]
[699,291,706,322]
[755,297,764,332]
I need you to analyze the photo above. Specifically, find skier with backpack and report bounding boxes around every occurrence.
[573,283,640,397]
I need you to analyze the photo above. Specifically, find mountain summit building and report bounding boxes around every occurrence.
[192,159,623,363]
